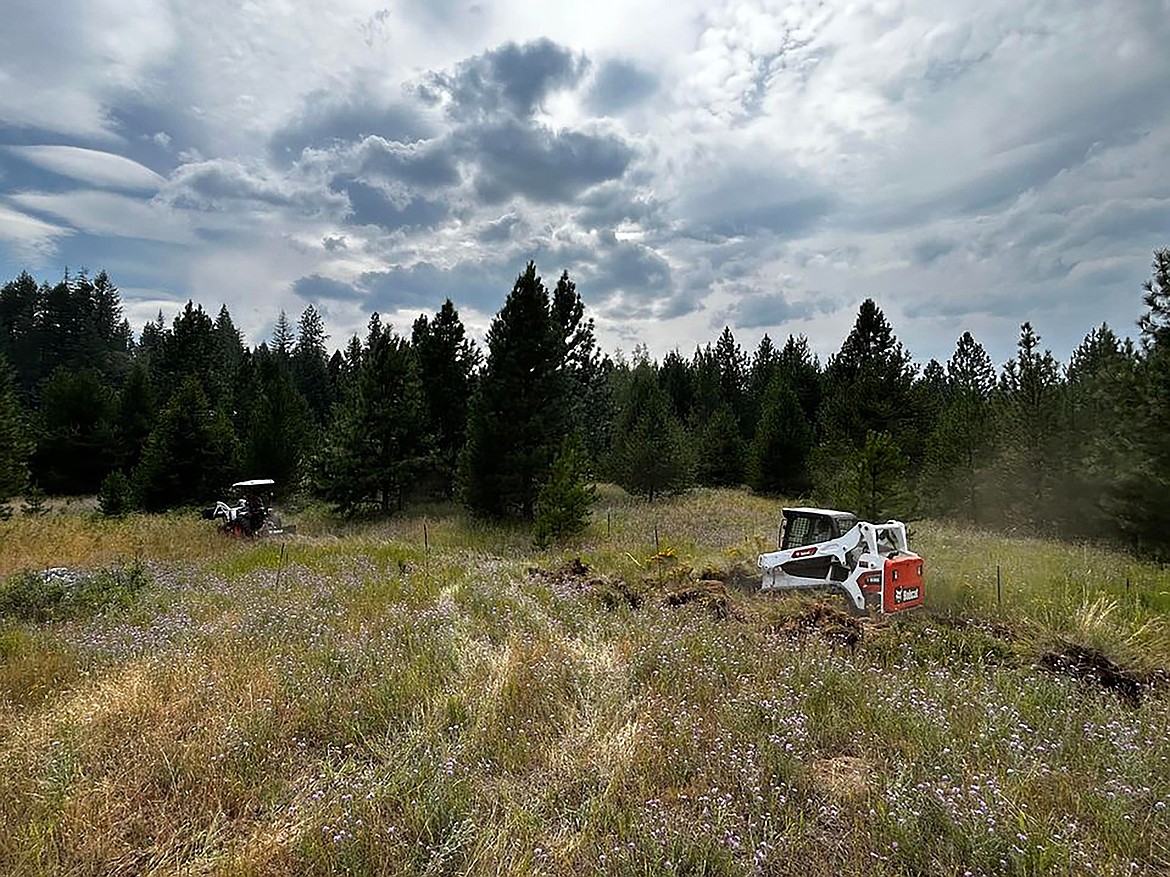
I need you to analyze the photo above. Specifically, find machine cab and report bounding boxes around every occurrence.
[779,507,859,550]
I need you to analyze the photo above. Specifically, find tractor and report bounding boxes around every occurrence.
[202,479,295,537]
[757,507,924,615]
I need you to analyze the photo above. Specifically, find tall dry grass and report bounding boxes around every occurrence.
[0,488,1167,875]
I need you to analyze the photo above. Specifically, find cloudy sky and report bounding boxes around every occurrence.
[1,0,1168,367]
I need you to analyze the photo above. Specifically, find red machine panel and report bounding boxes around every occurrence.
[883,555,924,612]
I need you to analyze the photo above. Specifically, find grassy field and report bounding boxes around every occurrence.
[0,487,1167,876]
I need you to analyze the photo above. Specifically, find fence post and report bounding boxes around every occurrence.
[996,564,1002,611]
[423,520,429,575]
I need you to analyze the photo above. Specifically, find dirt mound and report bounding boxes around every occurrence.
[664,580,739,620]
[1039,642,1150,706]
[697,561,759,592]
[528,559,641,609]
[773,601,864,650]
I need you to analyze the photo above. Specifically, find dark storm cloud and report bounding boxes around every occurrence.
[467,120,635,204]
[268,87,433,163]
[715,290,832,330]
[417,38,589,122]
[586,59,659,114]
[293,273,366,302]
[912,237,955,265]
[573,180,663,231]
[330,175,449,230]
[679,167,834,240]
[356,136,461,189]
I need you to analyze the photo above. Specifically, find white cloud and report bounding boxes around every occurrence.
[6,146,165,191]
[0,202,74,263]
[10,190,196,244]
[0,1,1168,365]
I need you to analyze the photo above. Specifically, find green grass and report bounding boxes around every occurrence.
[0,487,1167,875]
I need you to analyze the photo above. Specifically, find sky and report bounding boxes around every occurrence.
[1,0,1168,368]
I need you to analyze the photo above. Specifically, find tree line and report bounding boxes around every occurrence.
[1,252,1169,553]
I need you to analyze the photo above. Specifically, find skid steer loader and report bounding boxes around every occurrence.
[757,507,924,615]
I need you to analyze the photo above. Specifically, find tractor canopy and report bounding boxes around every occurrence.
[231,479,275,490]
[779,507,859,551]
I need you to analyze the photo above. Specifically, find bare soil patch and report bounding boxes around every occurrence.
[1038,641,1153,706]
[771,601,864,651]
[528,558,642,609]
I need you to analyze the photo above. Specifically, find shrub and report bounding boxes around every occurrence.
[533,435,597,548]
[0,561,149,622]
[98,470,134,517]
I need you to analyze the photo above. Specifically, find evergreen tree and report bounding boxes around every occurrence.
[317,318,429,515]
[533,433,597,548]
[948,331,996,398]
[694,403,745,486]
[0,353,29,500]
[749,334,780,411]
[713,326,750,437]
[777,334,822,422]
[919,330,997,521]
[212,305,246,387]
[820,300,918,457]
[659,349,694,422]
[852,431,916,522]
[1138,247,1170,347]
[1059,324,1135,539]
[611,362,694,501]
[271,310,295,358]
[412,300,478,496]
[0,271,42,397]
[990,322,1065,531]
[293,304,334,424]
[134,375,239,511]
[747,377,814,495]
[242,353,313,496]
[32,367,119,494]
[117,360,156,472]
[460,263,587,519]
[153,301,223,406]
[98,470,133,516]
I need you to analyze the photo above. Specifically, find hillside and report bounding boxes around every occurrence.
[1,488,1167,876]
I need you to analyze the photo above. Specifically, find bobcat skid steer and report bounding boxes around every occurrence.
[757,507,924,615]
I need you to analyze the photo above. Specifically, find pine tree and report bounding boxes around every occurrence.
[272,310,294,358]
[611,362,693,501]
[460,263,587,519]
[947,331,996,399]
[747,377,814,495]
[32,367,119,494]
[533,433,597,548]
[412,300,478,496]
[991,322,1065,531]
[852,431,915,522]
[242,353,313,496]
[695,403,745,486]
[293,304,334,423]
[1138,247,1170,348]
[0,271,43,397]
[118,360,156,472]
[134,375,240,511]
[317,318,429,515]
[820,300,917,457]
[0,353,29,500]
[1059,324,1135,539]
[778,334,822,422]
